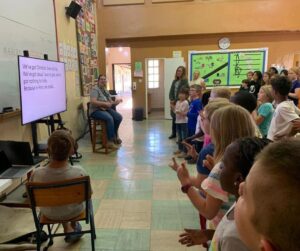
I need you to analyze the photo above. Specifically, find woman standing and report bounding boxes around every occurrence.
[168,66,189,139]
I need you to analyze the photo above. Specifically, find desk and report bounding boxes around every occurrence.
[0,159,48,208]
[0,183,29,208]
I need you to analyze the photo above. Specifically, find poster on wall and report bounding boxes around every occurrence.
[189,48,268,87]
[76,0,99,96]
[134,61,143,77]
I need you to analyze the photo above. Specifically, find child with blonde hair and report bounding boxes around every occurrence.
[176,105,256,229]
[255,85,274,137]
[210,87,231,100]
[31,130,88,243]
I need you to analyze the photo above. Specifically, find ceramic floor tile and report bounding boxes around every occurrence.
[115,229,150,251]
[153,180,187,200]
[94,209,123,229]
[91,180,109,199]
[80,229,119,250]
[120,211,151,229]
[150,230,205,251]
[152,213,182,230]
[98,199,126,211]
[27,117,207,251]
[114,167,153,180]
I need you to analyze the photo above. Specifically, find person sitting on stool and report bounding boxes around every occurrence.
[90,74,123,148]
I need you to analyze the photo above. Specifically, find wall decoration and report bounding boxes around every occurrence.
[103,0,144,6]
[76,0,99,96]
[189,48,268,87]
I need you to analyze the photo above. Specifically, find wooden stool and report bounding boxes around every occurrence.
[87,102,116,154]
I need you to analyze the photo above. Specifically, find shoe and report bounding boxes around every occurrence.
[168,135,176,139]
[173,150,181,155]
[107,141,119,149]
[177,152,187,158]
[114,138,122,145]
[64,222,83,243]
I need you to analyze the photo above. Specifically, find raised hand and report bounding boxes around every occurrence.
[168,157,179,171]
[177,162,190,185]
[182,142,197,160]
[203,154,215,171]
[179,229,211,247]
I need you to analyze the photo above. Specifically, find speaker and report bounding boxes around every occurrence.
[66,1,82,19]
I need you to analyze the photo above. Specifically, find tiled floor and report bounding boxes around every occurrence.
[48,109,205,251]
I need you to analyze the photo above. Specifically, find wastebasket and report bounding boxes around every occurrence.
[132,107,144,121]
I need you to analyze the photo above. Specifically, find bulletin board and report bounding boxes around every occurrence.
[188,48,268,87]
[76,0,99,96]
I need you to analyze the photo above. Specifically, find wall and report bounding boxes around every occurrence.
[96,0,300,112]
[107,32,300,111]
[53,0,85,139]
[0,0,85,142]
[98,0,300,39]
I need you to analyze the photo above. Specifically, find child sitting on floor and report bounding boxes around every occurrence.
[31,130,88,243]
[235,138,300,251]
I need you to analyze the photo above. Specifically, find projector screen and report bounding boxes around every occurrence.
[18,56,66,125]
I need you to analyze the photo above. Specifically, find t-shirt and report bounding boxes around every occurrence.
[195,114,201,134]
[187,98,203,135]
[197,143,214,176]
[201,162,235,229]
[290,80,300,106]
[203,134,212,147]
[257,102,274,137]
[174,80,181,99]
[89,86,112,114]
[248,81,260,97]
[267,100,300,141]
[31,164,87,220]
[209,204,249,251]
[175,100,189,124]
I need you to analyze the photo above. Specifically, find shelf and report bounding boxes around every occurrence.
[0,110,21,122]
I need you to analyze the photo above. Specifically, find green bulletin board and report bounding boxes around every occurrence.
[189,49,268,87]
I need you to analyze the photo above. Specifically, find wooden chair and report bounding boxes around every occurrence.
[87,102,116,154]
[26,176,96,251]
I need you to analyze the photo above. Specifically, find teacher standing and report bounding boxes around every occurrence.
[168,66,189,139]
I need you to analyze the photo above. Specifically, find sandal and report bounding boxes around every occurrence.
[64,222,83,243]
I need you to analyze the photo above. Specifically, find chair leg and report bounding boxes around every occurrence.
[43,224,53,251]
[92,122,96,152]
[36,225,43,251]
[102,123,108,154]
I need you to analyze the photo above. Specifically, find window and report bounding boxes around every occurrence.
[147,59,159,88]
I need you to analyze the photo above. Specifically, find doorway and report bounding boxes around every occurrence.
[105,47,132,115]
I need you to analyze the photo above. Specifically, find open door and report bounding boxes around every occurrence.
[163,58,186,119]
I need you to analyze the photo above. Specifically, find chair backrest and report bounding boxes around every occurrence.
[26,176,91,208]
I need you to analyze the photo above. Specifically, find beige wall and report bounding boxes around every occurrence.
[96,0,300,112]
[107,32,300,111]
[54,0,86,140]
[99,0,300,39]
[0,0,85,143]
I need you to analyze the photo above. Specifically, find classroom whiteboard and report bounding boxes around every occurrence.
[188,48,268,87]
[0,0,58,111]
